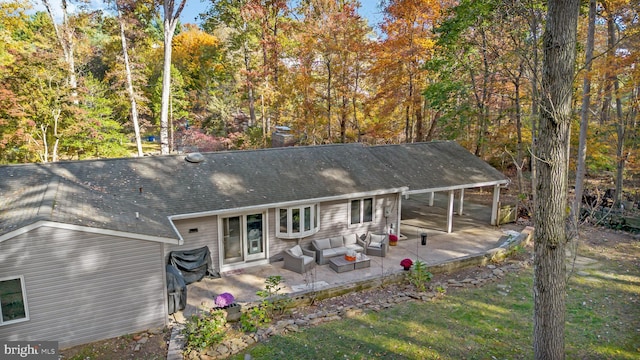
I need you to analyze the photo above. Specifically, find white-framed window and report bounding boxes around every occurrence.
[277,203,320,238]
[0,275,29,326]
[350,197,374,225]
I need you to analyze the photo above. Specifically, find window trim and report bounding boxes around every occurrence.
[0,275,29,326]
[349,197,375,226]
[277,204,320,238]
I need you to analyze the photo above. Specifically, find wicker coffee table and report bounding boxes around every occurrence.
[329,254,370,273]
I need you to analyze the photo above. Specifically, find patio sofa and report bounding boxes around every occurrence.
[310,235,365,265]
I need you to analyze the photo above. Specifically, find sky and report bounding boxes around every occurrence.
[20,0,384,32]
[180,1,385,30]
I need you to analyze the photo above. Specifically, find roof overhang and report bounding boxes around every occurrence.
[0,221,182,245]
[168,186,409,222]
[403,180,510,195]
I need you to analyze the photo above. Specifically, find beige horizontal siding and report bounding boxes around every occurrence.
[162,195,398,268]
[0,226,166,348]
[165,216,219,271]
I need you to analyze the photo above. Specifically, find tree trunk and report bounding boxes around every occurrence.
[415,97,424,142]
[117,2,143,157]
[609,16,626,207]
[600,13,616,125]
[326,58,332,140]
[573,0,596,228]
[244,40,257,127]
[514,62,524,195]
[425,110,440,141]
[42,0,78,104]
[534,1,579,360]
[160,27,173,155]
[160,0,186,155]
[340,95,347,143]
[474,28,492,158]
[40,124,49,163]
[352,65,361,142]
[406,71,414,143]
[52,109,60,163]
[528,3,542,224]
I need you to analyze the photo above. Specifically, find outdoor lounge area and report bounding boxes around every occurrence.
[176,193,523,319]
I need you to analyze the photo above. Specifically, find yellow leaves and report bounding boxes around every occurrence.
[172,28,223,88]
[415,38,436,52]
[173,28,220,55]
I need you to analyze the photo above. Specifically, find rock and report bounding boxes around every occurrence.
[215,344,229,355]
[149,327,164,335]
[345,309,362,318]
[137,336,149,344]
[133,344,141,352]
[242,335,256,345]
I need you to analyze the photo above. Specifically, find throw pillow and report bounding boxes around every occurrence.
[329,236,344,248]
[344,234,357,245]
[290,245,303,257]
[370,234,386,244]
[313,238,331,250]
[369,241,382,248]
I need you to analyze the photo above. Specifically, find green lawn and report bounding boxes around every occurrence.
[232,240,640,359]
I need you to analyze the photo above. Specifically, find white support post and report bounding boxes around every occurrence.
[429,191,435,206]
[396,192,402,237]
[491,184,501,225]
[447,190,454,233]
[458,189,465,215]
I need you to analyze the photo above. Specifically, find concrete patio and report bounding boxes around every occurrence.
[175,192,523,319]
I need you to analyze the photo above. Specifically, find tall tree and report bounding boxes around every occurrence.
[203,0,260,127]
[533,1,579,359]
[115,0,143,157]
[160,0,186,154]
[374,0,442,143]
[572,0,596,231]
[42,0,78,106]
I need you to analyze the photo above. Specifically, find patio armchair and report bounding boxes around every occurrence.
[361,233,388,257]
[282,245,316,274]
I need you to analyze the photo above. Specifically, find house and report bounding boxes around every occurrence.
[0,141,509,348]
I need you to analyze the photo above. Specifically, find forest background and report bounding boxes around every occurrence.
[0,0,638,203]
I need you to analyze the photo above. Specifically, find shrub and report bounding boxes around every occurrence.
[406,260,432,292]
[257,275,292,316]
[240,305,270,333]
[241,275,292,332]
[182,309,227,352]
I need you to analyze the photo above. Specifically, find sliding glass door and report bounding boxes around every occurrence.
[222,213,265,265]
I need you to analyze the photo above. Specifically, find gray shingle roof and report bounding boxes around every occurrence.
[0,141,508,241]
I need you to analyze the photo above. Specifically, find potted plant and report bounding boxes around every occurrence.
[214,292,241,322]
[400,258,413,271]
[389,234,398,246]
